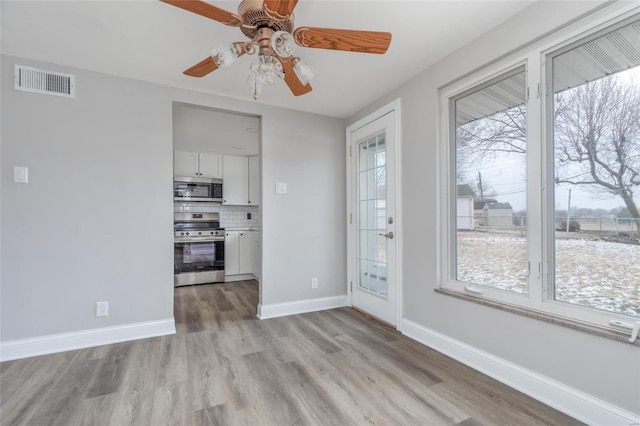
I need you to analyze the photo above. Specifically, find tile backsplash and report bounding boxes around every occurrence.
[174,202,260,229]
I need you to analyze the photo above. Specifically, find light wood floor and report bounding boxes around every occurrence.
[1,280,581,425]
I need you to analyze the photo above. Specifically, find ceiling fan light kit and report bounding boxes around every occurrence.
[292,58,314,86]
[247,53,283,100]
[211,43,241,68]
[161,0,392,100]
[270,31,295,57]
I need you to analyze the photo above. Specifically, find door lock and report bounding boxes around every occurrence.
[379,231,394,239]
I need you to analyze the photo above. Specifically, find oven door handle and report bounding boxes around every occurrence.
[175,238,224,243]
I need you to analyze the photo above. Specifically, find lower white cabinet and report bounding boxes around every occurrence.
[225,230,254,277]
[238,231,254,274]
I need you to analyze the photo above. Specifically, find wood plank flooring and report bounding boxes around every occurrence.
[0,280,582,425]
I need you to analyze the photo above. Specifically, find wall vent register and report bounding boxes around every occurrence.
[14,65,75,98]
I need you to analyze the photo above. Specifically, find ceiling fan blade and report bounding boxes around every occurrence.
[160,0,242,26]
[184,43,248,77]
[183,57,219,77]
[263,0,298,19]
[293,27,391,54]
[279,57,312,96]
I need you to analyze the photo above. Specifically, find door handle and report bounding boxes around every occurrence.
[379,231,394,239]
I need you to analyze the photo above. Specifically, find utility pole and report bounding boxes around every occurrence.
[566,189,572,233]
[478,171,484,199]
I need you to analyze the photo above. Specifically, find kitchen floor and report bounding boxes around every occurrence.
[1,280,581,425]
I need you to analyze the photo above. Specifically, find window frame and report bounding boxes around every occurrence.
[438,4,640,339]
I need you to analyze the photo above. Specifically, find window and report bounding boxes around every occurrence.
[440,9,640,339]
[549,17,640,318]
[453,67,528,295]
[358,133,388,296]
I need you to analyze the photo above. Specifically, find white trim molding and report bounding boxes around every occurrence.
[402,319,640,426]
[0,318,176,362]
[257,295,348,320]
[346,97,403,330]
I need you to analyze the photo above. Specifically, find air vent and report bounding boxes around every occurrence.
[14,65,75,98]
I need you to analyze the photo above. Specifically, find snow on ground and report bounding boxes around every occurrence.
[457,230,640,316]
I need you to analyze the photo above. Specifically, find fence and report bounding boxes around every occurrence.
[473,215,639,237]
[555,216,639,235]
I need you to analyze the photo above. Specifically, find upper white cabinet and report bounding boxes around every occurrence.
[197,153,223,178]
[222,155,248,205]
[174,151,259,205]
[248,156,260,206]
[174,150,222,179]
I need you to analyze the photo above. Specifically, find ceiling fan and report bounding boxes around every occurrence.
[160,0,392,99]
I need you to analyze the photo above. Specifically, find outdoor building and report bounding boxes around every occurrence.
[483,202,513,227]
[473,198,497,226]
[456,184,476,230]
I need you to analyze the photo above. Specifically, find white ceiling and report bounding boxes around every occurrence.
[1,0,535,119]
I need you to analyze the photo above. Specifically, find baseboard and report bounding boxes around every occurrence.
[402,319,639,426]
[0,318,176,362]
[225,274,256,282]
[257,295,349,319]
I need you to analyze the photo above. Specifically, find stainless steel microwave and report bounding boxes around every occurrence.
[174,177,223,202]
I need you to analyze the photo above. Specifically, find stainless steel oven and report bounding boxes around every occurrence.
[174,212,225,286]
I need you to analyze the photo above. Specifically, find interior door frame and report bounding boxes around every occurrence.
[346,98,403,331]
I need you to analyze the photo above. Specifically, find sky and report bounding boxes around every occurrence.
[467,66,640,215]
[473,151,637,214]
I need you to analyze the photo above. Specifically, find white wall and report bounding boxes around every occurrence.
[172,104,260,156]
[348,0,640,418]
[1,58,175,341]
[1,55,346,349]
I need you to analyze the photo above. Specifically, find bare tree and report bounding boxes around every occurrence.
[456,105,526,160]
[455,72,640,231]
[554,75,640,225]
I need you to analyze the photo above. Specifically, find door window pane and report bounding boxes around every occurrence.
[552,18,640,316]
[453,67,528,294]
[357,134,388,298]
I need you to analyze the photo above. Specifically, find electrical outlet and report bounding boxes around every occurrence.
[96,301,109,317]
[311,277,318,289]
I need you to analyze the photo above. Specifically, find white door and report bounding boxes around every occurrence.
[348,107,398,326]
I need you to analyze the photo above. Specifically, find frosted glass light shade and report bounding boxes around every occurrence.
[211,44,240,68]
[246,54,284,100]
[293,60,314,85]
[271,31,295,58]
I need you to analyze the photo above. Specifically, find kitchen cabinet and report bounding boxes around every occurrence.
[174,150,222,178]
[225,230,254,276]
[238,231,255,274]
[222,155,248,205]
[248,156,260,206]
[253,231,261,282]
[225,231,239,275]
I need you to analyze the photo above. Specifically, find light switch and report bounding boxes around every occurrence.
[275,182,288,194]
[13,166,28,183]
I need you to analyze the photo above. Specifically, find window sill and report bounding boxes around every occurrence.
[435,288,639,346]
